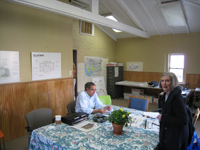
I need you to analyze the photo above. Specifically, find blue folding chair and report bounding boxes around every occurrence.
[128,96,149,111]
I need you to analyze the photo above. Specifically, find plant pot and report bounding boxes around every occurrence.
[112,123,124,135]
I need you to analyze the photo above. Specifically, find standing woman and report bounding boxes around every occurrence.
[157,72,189,150]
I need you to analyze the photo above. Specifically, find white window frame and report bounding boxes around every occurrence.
[164,53,185,84]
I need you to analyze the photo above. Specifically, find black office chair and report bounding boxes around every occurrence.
[67,101,76,115]
[193,102,200,110]
[25,108,54,146]
[184,90,195,106]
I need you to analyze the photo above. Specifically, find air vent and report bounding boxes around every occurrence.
[80,21,94,36]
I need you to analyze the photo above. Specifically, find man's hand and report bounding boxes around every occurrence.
[104,105,112,111]
[99,109,107,114]
[92,109,107,114]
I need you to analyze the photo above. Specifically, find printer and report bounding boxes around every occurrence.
[61,112,89,125]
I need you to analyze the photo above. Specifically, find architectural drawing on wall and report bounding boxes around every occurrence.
[84,56,103,78]
[92,77,107,96]
[31,52,61,81]
[127,62,143,71]
[39,61,54,72]
[0,51,19,84]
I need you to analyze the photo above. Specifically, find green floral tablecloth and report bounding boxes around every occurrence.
[29,106,159,150]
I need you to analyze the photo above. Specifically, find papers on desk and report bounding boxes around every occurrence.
[143,112,160,119]
[130,114,145,127]
[145,119,160,132]
[71,121,100,132]
[195,87,200,92]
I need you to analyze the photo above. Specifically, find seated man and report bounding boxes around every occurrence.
[75,82,112,114]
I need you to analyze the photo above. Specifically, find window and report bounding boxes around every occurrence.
[168,54,185,83]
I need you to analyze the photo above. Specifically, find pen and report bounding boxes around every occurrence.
[145,120,147,129]
[152,123,159,126]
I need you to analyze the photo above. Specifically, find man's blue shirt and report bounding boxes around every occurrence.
[75,91,105,114]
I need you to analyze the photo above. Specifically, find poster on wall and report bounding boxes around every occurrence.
[0,51,20,84]
[77,58,108,93]
[84,56,103,78]
[92,77,107,96]
[127,62,143,71]
[31,52,61,81]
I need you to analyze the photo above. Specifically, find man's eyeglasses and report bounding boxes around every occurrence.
[90,89,96,91]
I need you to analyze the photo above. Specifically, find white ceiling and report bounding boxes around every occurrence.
[6,0,200,40]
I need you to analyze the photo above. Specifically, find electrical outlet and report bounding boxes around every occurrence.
[69,70,72,76]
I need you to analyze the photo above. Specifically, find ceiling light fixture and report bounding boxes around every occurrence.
[105,15,122,33]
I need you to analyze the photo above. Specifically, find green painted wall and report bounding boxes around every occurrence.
[116,33,200,74]
[0,1,116,82]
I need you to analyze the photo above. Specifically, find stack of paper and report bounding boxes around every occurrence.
[145,119,160,132]
[72,121,100,132]
[143,112,160,119]
[130,114,145,127]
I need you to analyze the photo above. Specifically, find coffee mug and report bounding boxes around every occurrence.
[55,115,61,125]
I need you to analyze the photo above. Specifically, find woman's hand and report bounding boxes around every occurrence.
[157,114,162,122]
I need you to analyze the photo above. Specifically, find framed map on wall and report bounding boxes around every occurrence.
[84,56,103,78]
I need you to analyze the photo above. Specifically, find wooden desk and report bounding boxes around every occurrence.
[115,81,163,97]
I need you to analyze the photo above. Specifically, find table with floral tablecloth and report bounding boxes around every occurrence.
[29,106,159,150]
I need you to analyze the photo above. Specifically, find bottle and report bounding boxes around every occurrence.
[186,83,189,90]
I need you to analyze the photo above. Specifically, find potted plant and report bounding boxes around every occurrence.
[108,108,132,135]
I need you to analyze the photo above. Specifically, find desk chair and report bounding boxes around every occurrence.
[128,96,149,112]
[184,90,195,106]
[0,130,5,150]
[98,95,112,105]
[25,108,53,147]
[67,101,76,115]
[193,108,200,126]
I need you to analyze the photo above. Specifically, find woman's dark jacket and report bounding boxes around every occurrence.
[159,87,189,150]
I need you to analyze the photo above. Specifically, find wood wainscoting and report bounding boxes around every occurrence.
[186,74,200,89]
[123,71,163,96]
[123,71,162,83]
[0,78,73,142]
[123,71,200,92]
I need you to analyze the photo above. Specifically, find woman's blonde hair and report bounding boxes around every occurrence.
[159,72,179,91]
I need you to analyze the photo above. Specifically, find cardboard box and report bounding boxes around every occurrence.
[106,63,123,66]
[124,93,144,100]
[144,95,153,104]
[124,93,132,100]
[131,88,144,96]
[153,98,158,104]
